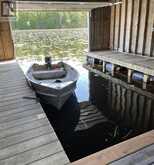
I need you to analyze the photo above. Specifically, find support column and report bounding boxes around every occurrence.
[128,69,133,83]
[143,74,149,89]
[102,61,106,72]
[92,58,95,67]
[111,64,115,76]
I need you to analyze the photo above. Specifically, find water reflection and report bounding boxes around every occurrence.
[89,72,154,133]
[40,67,154,162]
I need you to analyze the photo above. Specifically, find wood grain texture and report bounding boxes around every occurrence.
[152,30,154,57]
[89,7,111,51]
[110,5,115,49]
[111,0,154,57]
[124,0,132,52]
[119,0,126,52]
[0,61,69,165]
[130,0,140,53]
[88,50,154,76]
[144,0,154,56]
[0,22,14,61]
[114,3,121,50]
[136,0,148,54]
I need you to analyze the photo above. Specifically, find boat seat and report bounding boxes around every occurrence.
[32,68,66,80]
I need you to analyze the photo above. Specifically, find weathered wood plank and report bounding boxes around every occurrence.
[0,22,14,60]
[0,103,41,117]
[0,93,36,103]
[111,0,153,57]
[0,133,57,160]
[0,98,37,109]
[0,90,34,100]
[0,108,43,124]
[110,5,115,49]
[0,118,49,139]
[144,0,154,56]
[90,7,110,51]
[0,125,53,149]
[124,0,132,52]
[152,31,154,57]
[88,51,154,76]
[72,130,154,165]
[0,113,47,131]
[109,144,154,165]
[0,61,69,165]
[114,3,121,50]
[0,143,67,165]
[0,81,28,89]
[137,0,148,54]
[29,151,69,165]
[130,0,140,53]
[119,0,126,52]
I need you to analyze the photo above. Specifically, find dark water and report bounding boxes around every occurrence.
[40,66,154,162]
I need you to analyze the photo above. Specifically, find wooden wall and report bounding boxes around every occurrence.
[89,7,111,51]
[0,22,14,61]
[110,0,154,57]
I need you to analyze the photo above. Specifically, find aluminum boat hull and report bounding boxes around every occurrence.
[25,62,79,109]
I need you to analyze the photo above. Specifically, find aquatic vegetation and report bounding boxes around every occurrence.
[12,28,88,62]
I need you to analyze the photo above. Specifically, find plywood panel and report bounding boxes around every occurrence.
[0,22,14,61]
[89,7,111,51]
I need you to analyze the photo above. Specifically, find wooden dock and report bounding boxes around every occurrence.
[87,51,154,89]
[0,61,69,165]
[72,130,154,165]
[88,51,154,76]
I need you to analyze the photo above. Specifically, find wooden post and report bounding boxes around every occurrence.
[102,61,106,72]
[143,74,149,89]
[92,58,95,67]
[111,64,115,76]
[128,69,133,83]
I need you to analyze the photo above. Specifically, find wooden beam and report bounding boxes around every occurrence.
[136,0,148,54]
[124,0,132,52]
[0,22,14,61]
[110,5,115,49]
[151,29,154,57]
[16,1,114,11]
[130,0,140,54]
[127,69,133,83]
[144,0,154,56]
[114,3,121,50]
[119,0,126,52]
[72,130,154,165]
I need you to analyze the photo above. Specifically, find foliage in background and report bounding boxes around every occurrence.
[12,11,88,62]
[12,11,88,29]
[13,29,88,62]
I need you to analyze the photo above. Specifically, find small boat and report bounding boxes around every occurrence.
[25,60,79,109]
